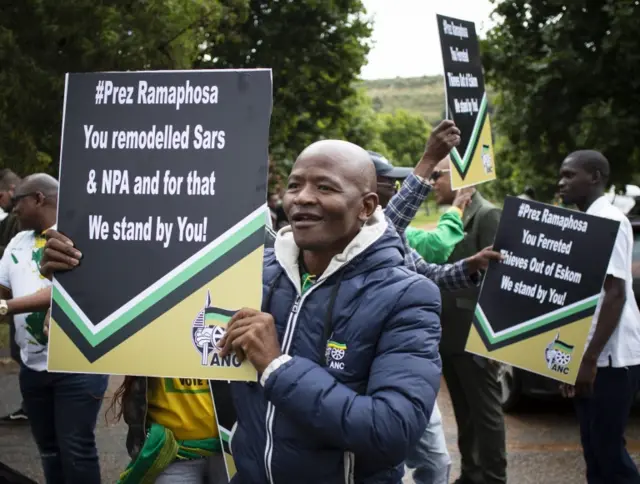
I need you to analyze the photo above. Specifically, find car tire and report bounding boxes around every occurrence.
[497,364,522,412]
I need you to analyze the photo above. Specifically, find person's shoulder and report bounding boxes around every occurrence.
[476,195,502,220]
[600,202,627,223]
[474,192,498,210]
[389,273,442,321]
[9,230,34,246]
[590,200,633,241]
[590,199,631,231]
[0,231,32,257]
[377,266,440,305]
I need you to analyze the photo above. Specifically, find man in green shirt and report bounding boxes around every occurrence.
[426,157,505,484]
[370,152,471,264]
[404,187,472,264]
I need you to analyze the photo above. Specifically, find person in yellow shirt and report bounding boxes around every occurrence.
[41,303,225,483]
[111,374,227,483]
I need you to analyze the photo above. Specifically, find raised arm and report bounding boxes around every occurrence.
[385,120,462,235]
[409,246,502,292]
[0,235,52,316]
[385,173,432,235]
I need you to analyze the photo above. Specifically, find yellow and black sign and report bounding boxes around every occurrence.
[436,14,496,189]
[48,69,273,384]
[466,197,619,383]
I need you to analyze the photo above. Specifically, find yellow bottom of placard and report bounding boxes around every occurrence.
[465,315,593,385]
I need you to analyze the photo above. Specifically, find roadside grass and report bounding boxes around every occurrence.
[409,200,444,228]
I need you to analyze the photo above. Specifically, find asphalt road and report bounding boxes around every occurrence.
[1,361,639,484]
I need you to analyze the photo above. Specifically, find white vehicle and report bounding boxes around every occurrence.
[606,184,640,214]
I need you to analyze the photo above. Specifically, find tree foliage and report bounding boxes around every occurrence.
[0,0,373,182]
[329,90,431,169]
[482,0,640,200]
[264,87,433,193]
[198,0,373,177]
[378,110,431,167]
[333,89,390,157]
[0,0,232,175]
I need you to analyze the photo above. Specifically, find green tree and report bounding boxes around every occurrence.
[482,0,640,201]
[379,110,431,167]
[0,0,232,175]
[330,88,390,156]
[198,0,373,177]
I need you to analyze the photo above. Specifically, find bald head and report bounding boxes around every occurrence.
[17,173,59,199]
[283,139,379,255]
[12,173,58,232]
[435,156,451,171]
[0,169,21,192]
[431,156,456,206]
[296,140,377,193]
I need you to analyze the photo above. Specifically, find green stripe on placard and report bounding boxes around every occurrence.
[53,212,264,347]
[219,427,231,454]
[450,93,488,173]
[474,295,599,345]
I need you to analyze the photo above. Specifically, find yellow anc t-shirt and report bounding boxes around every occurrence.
[146,377,219,441]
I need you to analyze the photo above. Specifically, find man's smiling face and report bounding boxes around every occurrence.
[283,141,377,253]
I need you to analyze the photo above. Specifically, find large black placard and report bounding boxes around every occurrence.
[52,70,272,359]
[473,196,620,351]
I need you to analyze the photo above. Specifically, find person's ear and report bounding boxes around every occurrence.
[593,169,603,185]
[359,192,379,222]
[35,192,45,206]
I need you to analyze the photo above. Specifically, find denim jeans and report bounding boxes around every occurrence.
[405,402,451,484]
[155,455,227,483]
[19,365,109,484]
[9,320,25,413]
[575,365,640,484]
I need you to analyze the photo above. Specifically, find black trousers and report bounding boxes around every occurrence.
[576,365,640,484]
[442,353,507,484]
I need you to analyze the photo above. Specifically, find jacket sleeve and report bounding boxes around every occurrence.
[262,278,442,467]
[405,208,464,263]
[384,173,432,236]
[414,256,479,291]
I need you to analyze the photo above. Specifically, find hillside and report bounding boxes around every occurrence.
[360,75,446,123]
[360,75,495,124]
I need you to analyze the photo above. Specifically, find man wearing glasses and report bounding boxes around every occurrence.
[0,174,108,484]
[369,120,502,484]
[423,157,506,484]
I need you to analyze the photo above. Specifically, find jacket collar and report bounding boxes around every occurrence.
[274,206,388,294]
[461,191,484,229]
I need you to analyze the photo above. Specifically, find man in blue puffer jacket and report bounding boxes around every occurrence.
[218,139,442,484]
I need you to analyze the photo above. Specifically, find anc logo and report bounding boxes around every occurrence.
[481,144,493,174]
[544,333,574,375]
[191,290,241,368]
[325,340,347,370]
